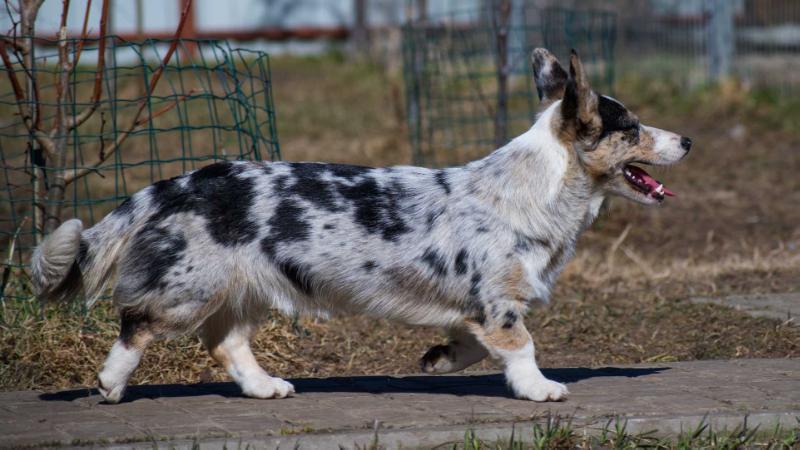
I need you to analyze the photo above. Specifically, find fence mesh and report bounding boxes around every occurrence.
[0,37,280,288]
[402,2,616,167]
[617,0,800,91]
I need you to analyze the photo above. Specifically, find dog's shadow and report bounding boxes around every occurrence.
[39,366,667,403]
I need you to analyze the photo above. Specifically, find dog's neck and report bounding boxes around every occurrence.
[466,101,604,244]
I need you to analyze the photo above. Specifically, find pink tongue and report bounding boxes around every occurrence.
[629,166,675,197]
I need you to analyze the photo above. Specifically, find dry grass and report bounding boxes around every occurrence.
[1,56,799,392]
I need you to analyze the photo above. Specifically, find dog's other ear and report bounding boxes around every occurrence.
[531,48,568,108]
[561,49,601,149]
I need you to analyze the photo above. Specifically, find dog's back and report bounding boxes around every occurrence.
[32,160,515,330]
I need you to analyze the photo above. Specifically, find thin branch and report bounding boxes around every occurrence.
[64,0,194,185]
[136,89,197,125]
[53,0,72,135]
[66,0,108,130]
[1,35,25,53]
[0,39,57,158]
[3,0,22,54]
[71,0,93,66]
[0,40,27,107]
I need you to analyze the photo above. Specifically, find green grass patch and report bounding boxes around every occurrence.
[442,416,800,449]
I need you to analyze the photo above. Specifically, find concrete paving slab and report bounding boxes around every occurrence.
[0,358,797,449]
[690,292,798,325]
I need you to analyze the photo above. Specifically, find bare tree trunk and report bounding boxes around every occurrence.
[44,1,73,234]
[18,0,45,239]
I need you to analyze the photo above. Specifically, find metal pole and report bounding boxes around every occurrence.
[352,0,368,55]
[492,0,511,149]
[707,0,734,80]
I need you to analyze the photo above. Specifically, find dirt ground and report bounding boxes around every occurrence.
[1,56,798,391]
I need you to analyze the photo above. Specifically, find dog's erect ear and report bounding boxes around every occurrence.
[561,49,601,149]
[531,48,568,108]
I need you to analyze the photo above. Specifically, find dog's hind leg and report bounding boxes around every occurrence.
[97,309,155,403]
[420,327,488,374]
[200,309,294,399]
[466,310,568,402]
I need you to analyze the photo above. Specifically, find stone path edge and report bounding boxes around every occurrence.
[46,410,800,450]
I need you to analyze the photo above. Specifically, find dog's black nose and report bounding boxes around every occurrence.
[680,136,692,152]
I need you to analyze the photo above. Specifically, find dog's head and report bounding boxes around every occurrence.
[532,48,692,205]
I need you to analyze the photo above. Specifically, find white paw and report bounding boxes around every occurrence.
[241,376,295,399]
[511,377,569,402]
[97,373,126,404]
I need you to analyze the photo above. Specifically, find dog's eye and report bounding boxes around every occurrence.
[626,126,640,142]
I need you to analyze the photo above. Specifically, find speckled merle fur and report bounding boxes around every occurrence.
[31,49,691,403]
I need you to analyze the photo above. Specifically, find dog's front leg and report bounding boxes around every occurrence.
[467,314,568,401]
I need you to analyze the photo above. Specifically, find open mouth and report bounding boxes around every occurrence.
[623,164,674,201]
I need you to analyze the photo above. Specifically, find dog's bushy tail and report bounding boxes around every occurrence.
[31,219,85,304]
[31,215,134,306]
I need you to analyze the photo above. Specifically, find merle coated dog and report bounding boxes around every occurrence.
[32,49,691,403]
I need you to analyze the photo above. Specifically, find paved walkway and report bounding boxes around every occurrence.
[1,358,798,449]
[690,293,798,325]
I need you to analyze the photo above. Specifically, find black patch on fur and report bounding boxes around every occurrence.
[323,223,336,230]
[280,163,343,211]
[126,224,187,295]
[542,242,567,281]
[514,232,549,252]
[561,79,580,126]
[362,260,377,272]
[261,164,273,175]
[186,265,193,273]
[476,225,490,233]
[328,163,372,180]
[277,258,314,296]
[189,162,259,246]
[421,247,447,277]
[434,170,451,195]
[469,272,482,297]
[454,249,468,276]
[426,212,437,230]
[502,311,518,329]
[147,162,259,247]
[532,50,568,101]
[472,309,487,326]
[426,207,445,232]
[119,308,152,347]
[77,238,90,267]
[273,174,290,191]
[261,199,310,257]
[112,196,135,217]
[334,176,411,241]
[598,96,638,139]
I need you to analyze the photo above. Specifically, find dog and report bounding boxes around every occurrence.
[31,49,691,403]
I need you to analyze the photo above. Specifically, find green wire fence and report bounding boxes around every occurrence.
[402,3,617,167]
[0,37,280,297]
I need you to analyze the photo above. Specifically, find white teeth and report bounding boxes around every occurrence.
[655,184,664,195]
